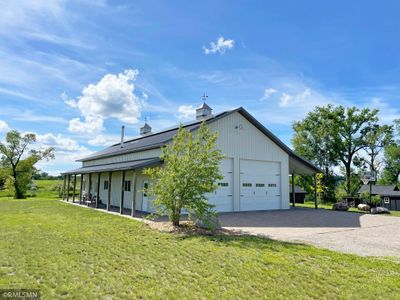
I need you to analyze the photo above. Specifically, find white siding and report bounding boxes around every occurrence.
[82,148,161,167]
[207,111,290,210]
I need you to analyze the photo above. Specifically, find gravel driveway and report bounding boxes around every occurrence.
[218,208,400,258]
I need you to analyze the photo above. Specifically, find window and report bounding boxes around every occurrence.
[384,197,390,204]
[143,182,149,197]
[256,183,265,187]
[218,182,229,187]
[268,183,277,188]
[242,183,252,187]
[103,180,109,190]
[124,180,131,192]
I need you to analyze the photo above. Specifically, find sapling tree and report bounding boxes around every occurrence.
[144,123,224,227]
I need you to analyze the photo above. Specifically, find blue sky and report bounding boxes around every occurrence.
[1,0,400,175]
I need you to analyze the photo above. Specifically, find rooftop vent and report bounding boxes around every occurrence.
[196,102,212,120]
[140,122,152,136]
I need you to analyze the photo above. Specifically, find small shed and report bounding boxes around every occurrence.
[358,185,400,211]
[290,185,307,204]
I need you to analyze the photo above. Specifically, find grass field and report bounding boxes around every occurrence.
[298,201,400,217]
[1,196,400,299]
[0,179,64,199]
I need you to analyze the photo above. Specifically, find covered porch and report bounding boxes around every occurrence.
[289,155,321,209]
[61,158,161,217]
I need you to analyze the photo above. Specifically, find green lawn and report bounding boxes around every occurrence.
[0,197,399,299]
[298,201,400,217]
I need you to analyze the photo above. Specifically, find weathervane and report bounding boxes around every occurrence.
[201,93,208,103]
[144,116,148,123]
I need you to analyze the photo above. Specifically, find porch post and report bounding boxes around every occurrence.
[107,171,112,211]
[62,175,67,200]
[66,174,71,202]
[96,173,101,209]
[79,174,83,204]
[88,173,92,199]
[131,172,137,217]
[72,174,77,203]
[314,173,318,209]
[291,173,295,207]
[120,171,126,214]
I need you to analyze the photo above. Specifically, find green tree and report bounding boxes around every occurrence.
[330,106,379,195]
[292,106,339,202]
[354,124,393,174]
[144,123,224,227]
[0,130,54,199]
[381,119,400,184]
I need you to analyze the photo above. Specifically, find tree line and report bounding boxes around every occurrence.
[292,105,400,203]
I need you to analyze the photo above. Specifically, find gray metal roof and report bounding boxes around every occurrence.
[78,111,227,162]
[358,185,400,196]
[77,107,321,173]
[62,157,161,175]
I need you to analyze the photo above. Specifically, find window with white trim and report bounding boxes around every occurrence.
[218,182,229,187]
[384,197,390,204]
[256,183,265,187]
[103,180,109,190]
[242,183,252,187]
[268,183,277,187]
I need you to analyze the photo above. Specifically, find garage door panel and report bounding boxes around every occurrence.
[240,159,281,211]
[206,158,233,212]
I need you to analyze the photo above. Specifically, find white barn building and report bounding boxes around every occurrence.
[62,104,320,215]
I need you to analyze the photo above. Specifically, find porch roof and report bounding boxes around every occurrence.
[62,157,162,175]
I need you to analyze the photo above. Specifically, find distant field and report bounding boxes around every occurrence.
[0,179,65,199]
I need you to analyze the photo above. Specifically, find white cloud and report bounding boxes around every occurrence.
[177,105,196,120]
[68,69,144,134]
[68,116,104,134]
[36,133,87,152]
[261,88,278,100]
[88,134,119,146]
[0,120,9,132]
[203,36,235,55]
[32,132,94,175]
[279,88,311,107]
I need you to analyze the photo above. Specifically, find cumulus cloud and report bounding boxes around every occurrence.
[0,120,9,132]
[36,133,87,152]
[68,69,144,133]
[68,116,104,134]
[203,36,235,55]
[177,105,196,120]
[88,134,119,146]
[31,132,93,175]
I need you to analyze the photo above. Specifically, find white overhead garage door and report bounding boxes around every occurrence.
[240,159,281,211]
[206,158,234,212]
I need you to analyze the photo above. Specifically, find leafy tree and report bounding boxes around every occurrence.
[293,105,379,196]
[292,106,340,202]
[330,106,379,195]
[381,119,400,184]
[144,123,224,227]
[354,124,393,174]
[0,130,54,199]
